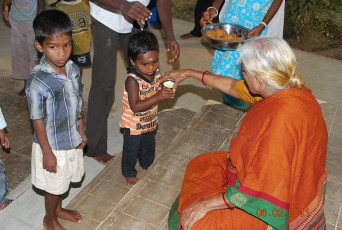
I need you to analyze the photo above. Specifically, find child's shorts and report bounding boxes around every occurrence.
[70,52,92,68]
[31,143,84,195]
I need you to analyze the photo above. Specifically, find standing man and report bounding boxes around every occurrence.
[86,0,180,164]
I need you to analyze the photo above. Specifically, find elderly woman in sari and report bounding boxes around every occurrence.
[166,37,328,230]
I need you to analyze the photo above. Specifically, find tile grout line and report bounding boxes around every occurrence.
[335,202,342,230]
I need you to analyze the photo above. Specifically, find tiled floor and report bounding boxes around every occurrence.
[56,102,342,230]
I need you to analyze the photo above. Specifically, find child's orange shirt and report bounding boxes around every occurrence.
[120,68,162,135]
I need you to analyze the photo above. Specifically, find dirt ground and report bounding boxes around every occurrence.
[171,0,342,60]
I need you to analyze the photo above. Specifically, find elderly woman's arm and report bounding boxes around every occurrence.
[164,69,239,98]
[182,194,234,230]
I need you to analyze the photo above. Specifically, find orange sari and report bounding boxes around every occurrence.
[169,82,328,230]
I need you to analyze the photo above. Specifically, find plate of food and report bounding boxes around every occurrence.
[201,23,251,51]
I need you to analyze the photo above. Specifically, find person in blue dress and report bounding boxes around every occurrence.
[201,0,284,109]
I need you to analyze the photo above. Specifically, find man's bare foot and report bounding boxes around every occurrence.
[180,33,200,40]
[18,88,26,98]
[93,153,114,166]
[125,177,138,186]
[43,216,65,230]
[56,208,82,223]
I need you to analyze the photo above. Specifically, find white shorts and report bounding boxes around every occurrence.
[31,143,84,195]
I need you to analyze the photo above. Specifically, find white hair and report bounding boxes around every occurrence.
[238,37,304,90]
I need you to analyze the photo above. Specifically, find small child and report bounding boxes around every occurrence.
[56,0,91,73]
[0,107,11,211]
[120,31,175,186]
[1,0,45,97]
[26,10,86,229]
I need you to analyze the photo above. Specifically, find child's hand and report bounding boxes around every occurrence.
[0,129,10,149]
[157,88,175,101]
[43,151,57,173]
[2,5,9,21]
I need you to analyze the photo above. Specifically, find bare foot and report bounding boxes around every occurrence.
[93,153,114,166]
[56,208,82,223]
[18,88,26,98]
[125,177,138,186]
[43,216,65,230]
[180,33,200,40]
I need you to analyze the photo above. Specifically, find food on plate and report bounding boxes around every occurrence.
[205,29,246,41]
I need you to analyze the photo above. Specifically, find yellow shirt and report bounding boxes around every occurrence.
[57,0,91,55]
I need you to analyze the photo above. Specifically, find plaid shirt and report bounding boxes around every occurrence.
[26,56,83,150]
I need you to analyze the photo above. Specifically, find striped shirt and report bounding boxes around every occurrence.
[120,67,162,135]
[26,56,83,150]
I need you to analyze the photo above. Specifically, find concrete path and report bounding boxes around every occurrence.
[0,11,341,230]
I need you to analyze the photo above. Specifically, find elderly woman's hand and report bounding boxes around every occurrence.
[182,199,210,230]
[163,69,190,91]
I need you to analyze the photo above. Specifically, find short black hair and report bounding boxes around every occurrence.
[128,31,159,61]
[33,9,73,44]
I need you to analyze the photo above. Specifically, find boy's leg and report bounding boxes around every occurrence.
[138,131,156,170]
[44,192,64,230]
[56,196,82,223]
[122,129,140,185]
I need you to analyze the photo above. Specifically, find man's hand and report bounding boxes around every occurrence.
[120,1,151,22]
[167,39,180,63]
[43,151,57,173]
[0,129,10,149]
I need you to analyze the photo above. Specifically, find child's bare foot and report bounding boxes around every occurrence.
[56,208,82,223]
[43,216,65,230]
[125,177,138,186]
[93,153,114,166]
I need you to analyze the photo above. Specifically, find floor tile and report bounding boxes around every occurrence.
[324,198,340,224]
[209,104,244,118]
[90,179,130,204]
[98,213,158,230]
[156,123,182,142]
[138,180,179,208]
[149,165,184,191]
[162,108,195,120]
[103,165,131,188]
[328,131,342,149]
[158,111,191,130]
[59,214,100,230]
[123,197,170,227]
[326,222,337,230]
[76,194,116,222]
[326,179,342,203]
[1,153,31,190]
[327,145,342,166]
[320,103,338,120]
[165,142,209,160]
[5,120,33,154]
[175,130,226,152]
[192,120,231,141]
[200,111,239,129]
[332,113,342,134]
[158,153,190,174]
[327,161,342,183]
